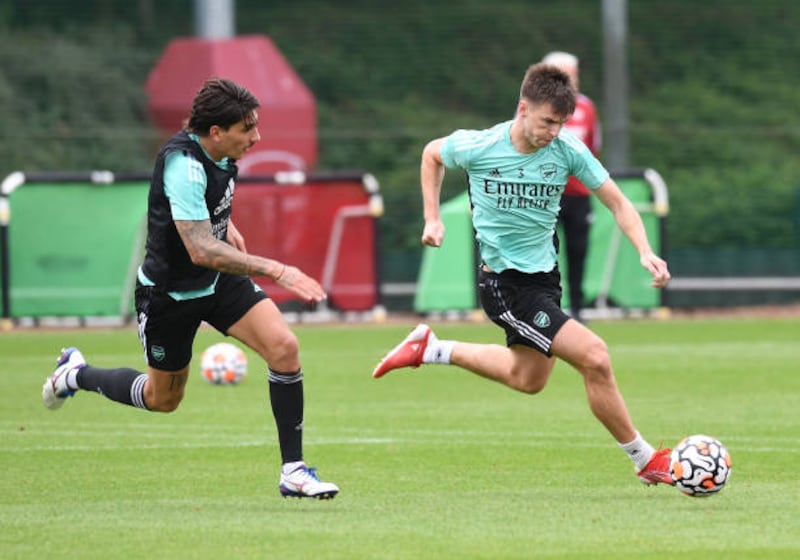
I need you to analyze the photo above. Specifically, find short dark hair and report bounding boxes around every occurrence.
[519,63,576,117]
[186,77,260,135]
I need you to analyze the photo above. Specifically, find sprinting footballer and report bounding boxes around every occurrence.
[670,434,732,497]
[41,78,339,500]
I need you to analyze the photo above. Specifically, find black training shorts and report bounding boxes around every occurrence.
[478,267,570,357]
[134,273,267,371]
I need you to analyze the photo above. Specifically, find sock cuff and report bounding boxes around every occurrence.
[423,340,455,364]
[268,368,303,384]
[66,366,84,391]
[131,374,148,409]
[619,431,655,471]
[618,431,641,448]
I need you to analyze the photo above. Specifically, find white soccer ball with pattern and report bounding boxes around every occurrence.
[200,342,247,385]
[669,434,732,497]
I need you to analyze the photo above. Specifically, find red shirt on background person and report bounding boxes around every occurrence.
[542,51,602,321]
[563,91,602,195]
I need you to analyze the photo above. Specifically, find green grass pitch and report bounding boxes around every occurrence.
[2,317,799,559]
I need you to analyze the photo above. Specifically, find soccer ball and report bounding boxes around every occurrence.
[670,434,732,497]
[200,342,247,385]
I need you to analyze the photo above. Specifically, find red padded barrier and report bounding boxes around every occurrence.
[146,35,318,174]
[232,179,377,310]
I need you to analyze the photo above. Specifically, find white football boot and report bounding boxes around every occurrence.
[279,464,339,500]
[42,347,85,410]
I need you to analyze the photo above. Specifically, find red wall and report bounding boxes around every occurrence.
[232,178,378,311]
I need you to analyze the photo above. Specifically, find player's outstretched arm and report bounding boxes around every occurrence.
[593,178,671,288]
[420,138,447,247]
[174,219,327,302]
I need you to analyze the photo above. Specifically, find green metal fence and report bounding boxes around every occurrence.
[413,169,668,315]
[1,172,149,323]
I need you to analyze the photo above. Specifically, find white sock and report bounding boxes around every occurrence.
[619,432,655,471]
[422,331,455,364]
[65,368,81,391]
[282,461,305,474]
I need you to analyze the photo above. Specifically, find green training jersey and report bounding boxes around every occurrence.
[440,120,609,274]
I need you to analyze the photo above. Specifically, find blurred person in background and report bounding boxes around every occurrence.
[42,78,338,500]
[542,51,601,323]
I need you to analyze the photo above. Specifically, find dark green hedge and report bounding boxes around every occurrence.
[1,0,798,253]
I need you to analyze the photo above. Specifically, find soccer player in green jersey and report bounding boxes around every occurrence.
[42,78,338,499]
[373,63,673,486]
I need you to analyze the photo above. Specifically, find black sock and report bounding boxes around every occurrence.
[76,366,148,409]
[268,368,304,464]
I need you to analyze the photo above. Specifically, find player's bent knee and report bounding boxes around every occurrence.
[146,393,184,413]
[149,401,181,413]
[268,330,300,364]
[579,343,613,380]
[509,367,549,394]
[517,380,547,395]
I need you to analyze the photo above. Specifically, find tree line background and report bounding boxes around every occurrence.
[1,0,798,284]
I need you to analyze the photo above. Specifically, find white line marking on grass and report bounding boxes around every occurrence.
[614,341,800,356]
[5,422,797,453]
[7,439,798,454]
[2,439,271,452]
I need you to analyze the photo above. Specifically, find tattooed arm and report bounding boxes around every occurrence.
[174,219,326,301]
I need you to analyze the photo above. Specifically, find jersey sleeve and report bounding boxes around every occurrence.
[559,129,609,190]
[572,153,608,190]
[440,129,479,170]
[163,151,211,221]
